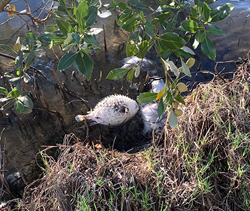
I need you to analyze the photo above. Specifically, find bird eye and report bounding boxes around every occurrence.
[119,106,127,113]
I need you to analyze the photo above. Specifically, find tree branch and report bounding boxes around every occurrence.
[0,0,11,12]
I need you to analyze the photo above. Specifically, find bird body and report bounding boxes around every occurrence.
[75,95,139,126]
[141,79,167,134]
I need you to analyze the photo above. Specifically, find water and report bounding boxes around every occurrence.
[212,0,250,60]
[0,0,250,185]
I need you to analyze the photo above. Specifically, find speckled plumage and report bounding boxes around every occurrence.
[75,95,139,126]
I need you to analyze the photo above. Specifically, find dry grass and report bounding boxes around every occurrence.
[18,60,250,211]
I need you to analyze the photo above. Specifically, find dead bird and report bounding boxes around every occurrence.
[140,78,167,134]
[75,95,139,126]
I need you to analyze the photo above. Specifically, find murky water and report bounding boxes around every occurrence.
[0,0,250,187]
[0,0,134,180]
[189,0,250,85]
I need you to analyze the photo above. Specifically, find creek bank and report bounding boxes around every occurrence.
[2,57,250,210]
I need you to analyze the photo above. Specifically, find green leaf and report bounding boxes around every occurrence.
[193,31,206,49]
[23,72,32,83]
[156,32,186,50]
[118,2,132,10]
[75,51,93,80]
[181,46,195,55]
[13,37,21,52]
[58,53,77,70]
[126,68,135,81]
[158,98,165,118]
[18,95,33,114]
[24,50,35,70]
[118,12,132,26]
[152,12,170,25]
[1,99,15,110]
[126,31,140,57]
[120,14,139,32]
[190,7,198,19]
[64,32,73,45]
[106,68,130,80]
[145,20,154,36]
[210,3,235,22]
[112,0,116,6]
[160,12,178,32]
[0,87,8,95]
[84,34,100,49]
[181,20,203,33]
[15,101,24,113]
[72,33,80,43]
[161,49,172,59]
[76,1,88,31]
[169,111,178,128]
[15,51,23,73]
[55,20,72,35]
[8,88,20,99]
[138,40,153,58]
[207,23,225,35]
[162,59,180,77]
[24,32,36,50]
[88,0,99,7]
[181,60,191,77]
[0,44,13,51]
[46,24,56,32]
[195,31,206,43]
[201,36,216,60]
[86,6,97,27]
[175,93,185,105]
[9,77,21,84]
[62,43,74,52]
[58,0,66,9]
[203,2,210,21]
[166,90,173,105]
[137,92,157,104]
[175,49,190,59]
[20,91,30,96]
[128,0,153,10]
[38,34,64,43]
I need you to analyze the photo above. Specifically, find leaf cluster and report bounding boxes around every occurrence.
[0,0,234,121]
[0,0,110,114]
[106,0,234,127]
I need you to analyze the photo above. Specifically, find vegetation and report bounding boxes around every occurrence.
[105,0,234,126]
[18,61,250,210]
[0,0,234,127]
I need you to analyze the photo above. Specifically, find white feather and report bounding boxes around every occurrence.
[76,95,139,126]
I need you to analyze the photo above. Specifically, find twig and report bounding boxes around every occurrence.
[84,119,89,140]
[103,24,107,52]
[38,0,50,19]
[50,62,68,100]
[1,0,55,26]
[215,63,226,83]
[17,13,39,30]
[40,90,66,132]
[0,17,12,26]
[0,52,46,77]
